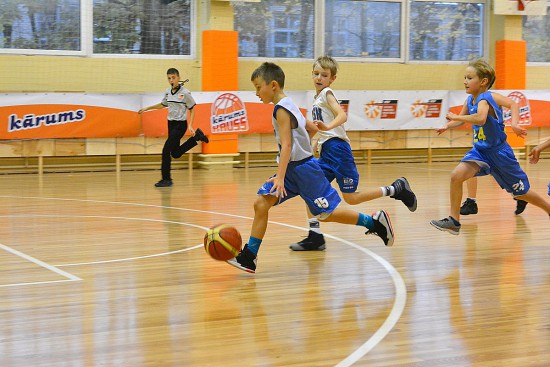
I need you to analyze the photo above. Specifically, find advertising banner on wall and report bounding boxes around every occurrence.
[0,93,142,139]
[1,90,549,139]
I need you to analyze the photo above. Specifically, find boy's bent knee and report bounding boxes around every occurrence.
[253,195,276,213]
[342,193,359,205]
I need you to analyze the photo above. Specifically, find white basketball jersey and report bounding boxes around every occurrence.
[272,97,313,163]
[312,87,350,153]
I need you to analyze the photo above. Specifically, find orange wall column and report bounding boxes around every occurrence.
[495,39,526,148]
[201,30,239,154]
[495,40,526,90]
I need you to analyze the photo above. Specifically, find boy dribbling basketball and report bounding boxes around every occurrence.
[226,62,395,274]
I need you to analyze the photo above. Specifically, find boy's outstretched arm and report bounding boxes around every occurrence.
[138,103,164,114]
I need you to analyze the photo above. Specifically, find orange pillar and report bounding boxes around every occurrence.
[495,40,526,148]
[495,40,526,90]
[201,30,239,154]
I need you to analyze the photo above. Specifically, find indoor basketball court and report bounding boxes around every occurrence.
[1,159,549,366]
[2,0,550,366]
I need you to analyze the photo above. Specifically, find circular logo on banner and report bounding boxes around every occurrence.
[502,91,532,126]
[210,93,249,134]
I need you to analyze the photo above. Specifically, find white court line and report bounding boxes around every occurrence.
[0,279,79,288]
[58,244,203,267]
[0,195,407,365]
[260,221,407,367]
[0,243,81,288]
[330,235,407,367]
[0,214,207,267]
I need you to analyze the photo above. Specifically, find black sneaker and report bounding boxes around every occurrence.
[366,210,394,246]
[226,244,257,273]
[154,179,173,187]
[194,128,209,143]
[460,198,478,215]
[289,231,326,251]
[390,177,417,212]
[514,199,528,215]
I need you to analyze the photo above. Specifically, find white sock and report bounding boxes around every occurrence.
[308,218,321,234]
[381,186,395,196]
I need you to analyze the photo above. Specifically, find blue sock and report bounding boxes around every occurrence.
[356,213,374,230]
[246,236,262,255]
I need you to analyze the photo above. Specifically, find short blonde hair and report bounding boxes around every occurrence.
[313,55,339,77]
[469,59,496,89]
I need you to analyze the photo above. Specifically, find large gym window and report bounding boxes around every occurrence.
[0,0,193,56]
[234,0,486,62]
[324,0,402,59]
[233,0,315,59]
[92,0,192,55]
[409,1,484,61]
[0,0,81,52]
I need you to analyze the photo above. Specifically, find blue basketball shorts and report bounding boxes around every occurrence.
[257,156,342,219]
[317,138,359,193]
[462,143,530,196]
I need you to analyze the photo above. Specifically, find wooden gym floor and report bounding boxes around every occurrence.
[0,160,549,367]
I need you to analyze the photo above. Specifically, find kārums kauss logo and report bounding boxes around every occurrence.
[8,109,86,132]
[210,93,249,134]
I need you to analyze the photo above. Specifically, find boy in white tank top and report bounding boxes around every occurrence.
[290,56,418,251]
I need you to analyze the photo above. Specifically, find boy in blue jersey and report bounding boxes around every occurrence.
[226,62,395,273]
[290,55,417,251]
[431,59,550,235]
[139,68,209,188]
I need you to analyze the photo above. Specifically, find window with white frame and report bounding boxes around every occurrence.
[233,0,315,59]
[0,0,501,62]
[324,0,401,58]
[233,0,486,62]
[0,0,81,51]
[0,0,192,56]
[93,0,192,55]
[409,1,484,61]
